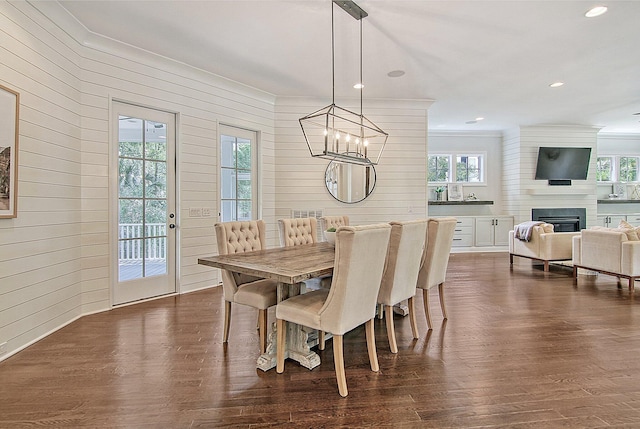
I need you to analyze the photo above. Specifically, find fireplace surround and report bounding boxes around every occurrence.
[532,208,586,232]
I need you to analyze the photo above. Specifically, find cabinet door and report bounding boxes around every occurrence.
[609,215,626,227]
[596,215,609,227]
[493,217,514,246]
[474,218,495,246]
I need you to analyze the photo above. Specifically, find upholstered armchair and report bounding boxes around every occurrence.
[416,217,457,330]
[276,224,392,397]
[214,220,278,353]
[509,223,578,272]
[377,220,428,353]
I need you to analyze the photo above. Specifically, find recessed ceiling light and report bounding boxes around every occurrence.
[465,120,477,125]
[387,70,405,78]
[549,82,564,88]
[585,6,608,18]
[475,117,485,121]
[353,83,364,89]
[633,112,640,116]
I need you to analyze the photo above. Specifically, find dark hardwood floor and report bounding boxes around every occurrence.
[3,252,640,428]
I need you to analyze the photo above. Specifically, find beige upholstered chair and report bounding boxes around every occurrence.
[319,215,349,241]
[214,220,278,353]
[277,217,318,247]
[276,223,392,397]
[416,217,457,330]
[377,220,428,353]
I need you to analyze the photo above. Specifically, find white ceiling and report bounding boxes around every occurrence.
[57,0,640,133]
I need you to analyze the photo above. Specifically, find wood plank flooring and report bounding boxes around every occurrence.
[3,252,640,428]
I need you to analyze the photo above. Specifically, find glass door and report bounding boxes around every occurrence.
[112,102,176,305]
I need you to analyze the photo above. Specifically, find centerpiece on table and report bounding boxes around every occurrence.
[324,227,336,245]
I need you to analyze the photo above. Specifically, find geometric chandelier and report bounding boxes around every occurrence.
[299,0,388,166]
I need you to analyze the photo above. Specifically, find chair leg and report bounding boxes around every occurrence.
[384,305,398,353]
[318,330,325,350]
[276,319,286,373]
[422,289,433,330]
[377,303,384,319]
[365,319,379,372]
[438,282,448,320]
[408,296,419,339]
[258,309,267,354]
[333,334,348,397]
[223,301,232,343]
[543,261,550,272]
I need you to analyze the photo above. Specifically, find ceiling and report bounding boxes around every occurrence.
[57,0,640,133]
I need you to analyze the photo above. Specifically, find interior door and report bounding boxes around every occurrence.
[112,102,176,305]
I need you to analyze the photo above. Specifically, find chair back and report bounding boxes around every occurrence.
[214,220,267,299]
[319,224,391,335]
[378,220,428,306]
[416,217,457,291]
[319,215,350,233]
[278,217,318,247]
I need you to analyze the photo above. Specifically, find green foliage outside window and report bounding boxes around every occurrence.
[619,157,638,182]
[596,157,612,182]
[428,155,450,182]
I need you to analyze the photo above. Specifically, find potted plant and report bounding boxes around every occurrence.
[324,227,336,245]
[434,186,446,201]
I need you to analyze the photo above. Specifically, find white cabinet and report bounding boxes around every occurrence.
[451,217,474,247]
[474,216,514,247]
[597,214,626,228]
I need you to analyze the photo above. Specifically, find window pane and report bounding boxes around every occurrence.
[145,237,166,277]
[620,157,638,182]
[221,200,236,222]
[428,155,450,182]
[145,133,167,161]
[119,199,143,231]
[145,200,166,225]
[145,161,167,198]
[237,139,251,169]
[596,157,612,182]
[221,168,236,198]
[237,169,252,199]
[119,159,143,197]
[119,116,143,157]
[456,155,482,183]
[221,135,236,168]
[237,200,252,221]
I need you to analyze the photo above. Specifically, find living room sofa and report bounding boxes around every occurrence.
[572,227,640,290]
[509,223,578,272]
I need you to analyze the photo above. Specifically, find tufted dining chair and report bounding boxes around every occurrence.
[319,215,349,241]
[416,217,457,330]
[276,223,392,397]
[377,220,428,353]
[214,220,278,353]
[277,217,318,247]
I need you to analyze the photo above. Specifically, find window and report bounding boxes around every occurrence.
[619,156,639,182]
[427,155,450,182]
[220,126,257,222]
[597,155,640,182]
[596,156,613,182]
[428,153,485,184]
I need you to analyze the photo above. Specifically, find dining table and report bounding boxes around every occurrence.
[198,241,335,371]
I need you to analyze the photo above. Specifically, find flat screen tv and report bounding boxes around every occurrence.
[534,147,591,184]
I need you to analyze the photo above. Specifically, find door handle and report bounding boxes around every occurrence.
[169,224,176,229]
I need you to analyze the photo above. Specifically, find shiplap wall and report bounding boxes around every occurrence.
[0,1,277,360]
[503,125,599,225]
[273,97,431,235]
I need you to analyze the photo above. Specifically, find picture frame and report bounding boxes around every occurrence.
[447,183,463,201]
[614,182,627,200]
[0,84,19,218]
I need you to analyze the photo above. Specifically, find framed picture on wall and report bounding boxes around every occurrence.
[448,183,463,201]
[0,84,19,218]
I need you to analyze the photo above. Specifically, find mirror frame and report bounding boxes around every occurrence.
[324,158,376,204]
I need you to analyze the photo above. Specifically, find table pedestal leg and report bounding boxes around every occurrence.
[256,282,322,371]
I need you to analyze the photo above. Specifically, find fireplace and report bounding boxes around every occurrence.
[532,208,586,232]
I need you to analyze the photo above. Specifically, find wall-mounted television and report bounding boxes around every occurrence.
[534,146,591,185]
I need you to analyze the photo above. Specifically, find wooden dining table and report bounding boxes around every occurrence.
[198,242,335,371]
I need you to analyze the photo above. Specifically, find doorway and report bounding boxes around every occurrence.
[111,102,176,305]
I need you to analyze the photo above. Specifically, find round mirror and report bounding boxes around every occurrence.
[325,157,376,204]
